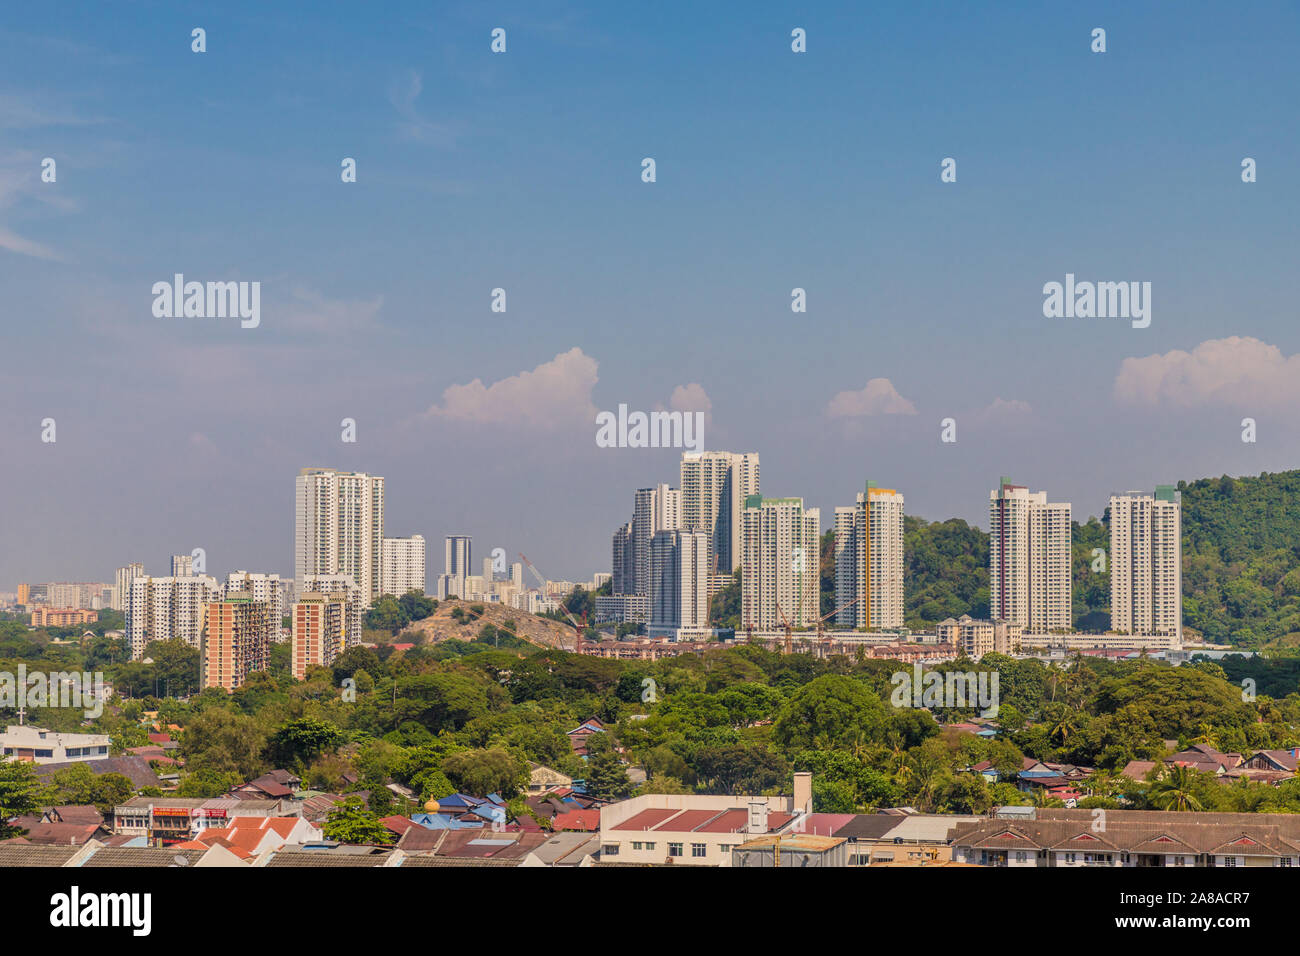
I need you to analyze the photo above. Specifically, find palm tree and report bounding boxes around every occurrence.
[1191,723,1220,750]
[1047,706,1080,746]
[1031,787,1063,809]
[1149,765,1204,812]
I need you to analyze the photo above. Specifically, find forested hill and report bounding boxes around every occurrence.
[1181,471,1300,646]
[897,470,1300,649]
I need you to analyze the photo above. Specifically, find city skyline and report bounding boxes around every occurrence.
[3,456,1201,594]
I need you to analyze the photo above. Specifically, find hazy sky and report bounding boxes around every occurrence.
[3,1,1298,587]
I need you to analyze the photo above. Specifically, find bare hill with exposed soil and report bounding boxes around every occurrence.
[401,599,577,652]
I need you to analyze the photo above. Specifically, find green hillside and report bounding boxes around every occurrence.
[1180,471,1300,647]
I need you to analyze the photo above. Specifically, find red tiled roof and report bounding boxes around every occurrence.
[651,809,719,832]
[380,815,417,836]
[613,808,683,832]
[551,809,600,832]
[799,813,857,837]
[692,809,750,834]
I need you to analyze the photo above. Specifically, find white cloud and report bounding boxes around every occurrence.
[825,378,917,417]
[0,225,59,260]
[425,347,599,427]
[0,151,70,260]
[668,382,710,415]
[655,382,714,429]
[1114,337,1300,409]
[971,397,1033,423]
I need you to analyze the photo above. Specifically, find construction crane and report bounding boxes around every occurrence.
[775,602,794,655]
[814,593,866,657]
[519,552,586,653]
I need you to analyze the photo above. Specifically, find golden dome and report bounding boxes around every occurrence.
[423,798,440,813]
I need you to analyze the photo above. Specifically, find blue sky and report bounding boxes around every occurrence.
[3,1,1298,586]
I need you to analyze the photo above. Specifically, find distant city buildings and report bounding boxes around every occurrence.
[294,467,386,608]
[114,563,144,612]
[989,478,1072,633]
[680,451,760,573]
[381,534,426,598]
[439,534,472,600]
[740,495,820,630]
[171,553,193,577]
[1110,487,1182,641]
[30,607,99,628]
[16,582,107,610]
[834,481,905,630]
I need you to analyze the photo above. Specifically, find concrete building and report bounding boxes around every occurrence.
[951,807,1300,868]
[171,554,193,577]
[680,451,760,573]
[200,593,272,692]
[224,572,285,635]
[648,529,711,638]
[381,534,426,597]
[611,522,634,596]
[1110,487,1182,643]
[598,773,814,866]
[30,607,98,628]
[298,574,363,648]
[442,535,472,599]
[126,575,221,659]
[0,725,111,764]
[294,467,386,607]
[633,484,681,595]
[934,615,1021,658]
[291,593,348,680]
[33,583,103,610]
[833,481,905,630]
[740,495,820,630]
[113,564,144,612]
[989,478,1071,633]
[593,594,649,625]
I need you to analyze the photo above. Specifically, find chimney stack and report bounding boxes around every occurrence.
[793,772,813,817]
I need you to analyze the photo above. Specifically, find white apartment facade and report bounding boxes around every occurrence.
[833,481,905,630]
[381,534,426,597]
[127,574,222,659]
[1109,487,1182,642]
[649,529,711,637]
[441,535,472,599]
[740,495,820,630]
[989,478,1072,633]
[113,564,144,612]
[294,468,386,607]
[632,484,682,596]
[680,451,760,574]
